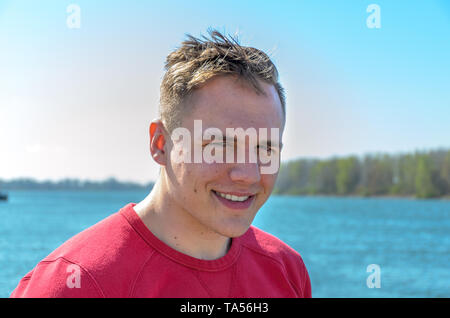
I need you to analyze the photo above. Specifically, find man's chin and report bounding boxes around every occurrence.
[214,219,253,238]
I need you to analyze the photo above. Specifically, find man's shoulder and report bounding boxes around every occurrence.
[239,225,308,272]
[239,226,311,297]
[19,203,154,297]
[241,226,300,257]
[43,204,152,264]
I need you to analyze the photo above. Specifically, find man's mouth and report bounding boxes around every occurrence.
[212,190,255,210]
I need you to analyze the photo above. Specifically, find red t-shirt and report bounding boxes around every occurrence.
[10,203,311,298]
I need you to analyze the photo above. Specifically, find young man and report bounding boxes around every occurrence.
[11,30,311,298]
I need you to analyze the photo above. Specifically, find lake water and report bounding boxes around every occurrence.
[0,190,449,298]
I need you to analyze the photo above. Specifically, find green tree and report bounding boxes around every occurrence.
[440,151,450,194]
[308,159,337,194]
[365,154,393,195]
[336,156,360,195]
[397,154,417,195]
[415,155,439,198]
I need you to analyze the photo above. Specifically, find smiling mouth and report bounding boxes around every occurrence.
[212,190,255,210]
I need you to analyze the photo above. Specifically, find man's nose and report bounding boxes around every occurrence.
[229,162,261,184]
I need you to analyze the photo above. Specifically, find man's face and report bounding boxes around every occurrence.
[164,75,284,238]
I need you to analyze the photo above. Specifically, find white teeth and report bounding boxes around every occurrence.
[215,191,250,202]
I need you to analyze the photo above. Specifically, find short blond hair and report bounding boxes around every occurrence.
[159,29,286,133]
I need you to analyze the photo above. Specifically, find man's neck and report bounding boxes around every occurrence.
[133,179,231,260]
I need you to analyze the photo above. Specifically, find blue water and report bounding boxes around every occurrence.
[0,190,449,297]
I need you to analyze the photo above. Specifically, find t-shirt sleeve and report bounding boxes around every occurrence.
[285,252,312,298]
[302,264,312,298]
[10,257,104,298]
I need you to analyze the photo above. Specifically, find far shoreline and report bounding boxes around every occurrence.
[2,189,449,201]
[273,193,450,201]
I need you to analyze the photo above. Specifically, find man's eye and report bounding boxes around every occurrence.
[257,145,273,155]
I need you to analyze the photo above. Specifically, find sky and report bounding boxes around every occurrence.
[0,0,449,184]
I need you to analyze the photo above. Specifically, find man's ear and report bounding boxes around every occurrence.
[149,119,167,166]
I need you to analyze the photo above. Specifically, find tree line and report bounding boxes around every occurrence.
[0,177,154,191]
[2,148,450,198]
[273,148,450,199]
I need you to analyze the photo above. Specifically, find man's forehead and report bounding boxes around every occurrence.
[188,100,283,128]
[190,77,282,111]
[178,77,285,135]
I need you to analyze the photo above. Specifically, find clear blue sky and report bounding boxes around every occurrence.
[1,0,449,183]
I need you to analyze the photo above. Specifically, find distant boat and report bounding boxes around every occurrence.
[0,192,8,201]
